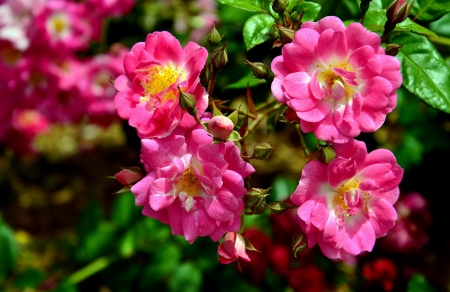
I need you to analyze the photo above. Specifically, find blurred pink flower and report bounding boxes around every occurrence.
[379,192,432,253]
[87,0,135,17]
[271,16,402,143]
[218,232,250,264]
[291,139,403,260]
[131,127,254,243]
[114,31,208,138]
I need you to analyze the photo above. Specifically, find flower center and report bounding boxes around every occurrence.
[47,13,70,39]
[333,179,369,215]
[139,65,186,103]
[175,167,201,197]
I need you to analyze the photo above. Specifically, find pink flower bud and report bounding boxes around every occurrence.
[218,232,251,264]
[115,167,142,187]
[208,115,234,140]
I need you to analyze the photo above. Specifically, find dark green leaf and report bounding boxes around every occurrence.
[412,0,450,22]
[243,14,275,51]
[291,2,322,22]
[407,273,437,292]
[76,201,102,241]
[429,12,450,37]
[391,32,450,113]
[14,269,45,289]
[111,192,137,228]
[397,18,438,37]
[50,280,78,292]
[168,263,202,292]
[223,72,266,90]
[218,0,265,12]
[0,219,19,283]
[76,223,117,263]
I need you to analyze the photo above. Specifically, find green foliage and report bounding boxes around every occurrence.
[223,71,267,90]
[291,2,322,22]
[243,14,275,51]
[391,32,450,113]
[168,263,203,292]
[0,219,18,284]
[408,273,437,292]
[13,269,45,290]
[218,0,266,12]
[412,0,450,22]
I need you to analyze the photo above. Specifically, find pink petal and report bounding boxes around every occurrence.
[345,22,381,53]
[283,28,320,72]
[291,161,328,205]
[301,16,347,34]
[368,197,397,237]
[149,178,176,211]
[317,29,348,65]
[131,172,157,206]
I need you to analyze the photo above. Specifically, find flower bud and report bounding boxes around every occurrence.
[277,26,295,45]
[211,42,228,69]
[207,23,222,47]
[284,107,300,124]
[385,43,403,56]
[208,115,234,140]
[272,0,289,16]
[268,25,280,40]
[218,232,251,264]
[252,142,275,160]
[317,144,336,164]
[244,188,270,214]
[114,166,142,187]
[244,60,273,82]
[360,0,373,15]
[178,86,200,123]
[199,64,210,87]
[386,0,413,25]
[291,233,308,258]
[267,201,289,215]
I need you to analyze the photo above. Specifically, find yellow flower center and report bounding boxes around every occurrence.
[334,179,360,211]
[175,167,201,197]
[47,13,70,38]
[139,65,186,103]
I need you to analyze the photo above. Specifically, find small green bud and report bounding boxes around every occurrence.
[267,201,289,215]
[317,144,336,164]
[244,60,273,81]
[360,0,373,15]
[385,43,403,56]
[199,65,210,87]
[272,0,289,16]
[252,142,276,160]
[211,42,228,69]
[386,0,414,25]
[207,23,222,47]
[277,26,295,45]
[178,86,200,123]
[292,233,308,258]
[244,188,271,215]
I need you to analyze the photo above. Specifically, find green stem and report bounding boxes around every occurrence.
[255,98,279,112]
[68,255,119,284]
[427,35,450,47]
[296,124,310,157]
[241,103,283,140]
[207,65,219,108]
[218,106,256,119]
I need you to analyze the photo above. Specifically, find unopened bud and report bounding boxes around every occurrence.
[277,26,295,45]
[199,65,210,87]
[360,0,373,15]
[178,86,200,123]
[252,142,276,160]
[386,0,414,25]
[208,115,234,140]
[207,24,222,47]
[114,166,142,187]
[284,107,300,124]
[211,42,228,69]
[292,233,308,258]
[268,25,280,40]
[272,0,289,16]
[244,188,271,214]
[385,43,403,56]
[267,201,289,215]
[244,60,272,81]
[317,144,336,164]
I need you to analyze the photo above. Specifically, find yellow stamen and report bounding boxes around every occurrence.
[334,179,360,211]
[175,167,201,197]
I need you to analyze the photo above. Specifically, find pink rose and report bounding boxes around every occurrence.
[218,232,250,264]
[291,139,404,260]
[271,16,402,143]
[131,127,254,243]
[114,31,208,138]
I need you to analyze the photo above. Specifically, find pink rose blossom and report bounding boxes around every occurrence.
[290,139,403,260]
[271,16,402,143]
[114,31,208,138]
[218,232,251,264]
[131,127,254,243]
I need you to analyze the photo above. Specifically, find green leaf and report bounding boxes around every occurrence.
[407,273,437,292]
[391,32,450,113]
[76,201,102,241]
[291,2,322,22]
[228,131,241,141]
[412,0,450,22]
[168,263,202,292]
[397,18,438,37]
[223,72,267,90]
[0,219,19,283]
[243,14,275,51]
[111,192,137,228]
[14,269,45,289]
[218,0,265,12]
[271,175,298,201]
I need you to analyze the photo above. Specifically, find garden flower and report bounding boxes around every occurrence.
[131,127,254,243]
[271,16,402,143]
[218,232,251,264]
[291,139,403,260]
[114,31,208,138]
